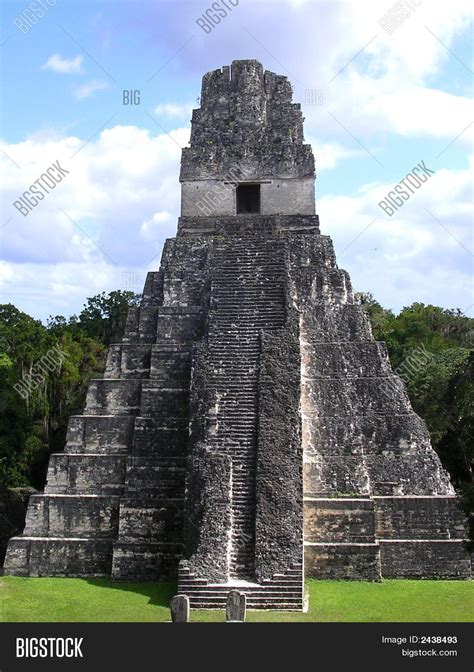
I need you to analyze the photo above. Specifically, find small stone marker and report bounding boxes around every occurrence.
[170,594,190,623]
[226,590,246,622]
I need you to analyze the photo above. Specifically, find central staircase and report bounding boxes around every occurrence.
[207,237,286,578]
[179,235,304,609]
[179,562,304,610]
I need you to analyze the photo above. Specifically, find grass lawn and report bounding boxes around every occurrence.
[1,577,472,622]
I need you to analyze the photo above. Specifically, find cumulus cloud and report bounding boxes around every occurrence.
[308,140,363,170]
[0,124,190,318]
[140,211,175,241]
[318,159,473,312]
[41,54,84,75]
[1,122,471,320]
[0,259,147,321]
[153,103,195,120]
[141,0,472,145]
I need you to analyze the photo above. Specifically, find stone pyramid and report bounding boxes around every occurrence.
[6,60,470,610]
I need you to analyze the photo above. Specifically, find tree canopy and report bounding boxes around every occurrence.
[0,291,139,489]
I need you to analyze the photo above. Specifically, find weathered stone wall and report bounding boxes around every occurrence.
[177,214,320,236]
[305,543,381,580]
[255,315,303,582]
[182,448,232,583]
[5,232,211,579]
[292,233,455,499]
[261,178,315,215]
[0,488,35,567]
[380,540,471,578]
[23,494,119,539]
[5,538,113,577]
[181,180,235,216]
[374,496,467,539]
[305,498,376,543]
[292,231,470,579]
[181,177,315,216]
[112,234,210,581]
[180,61,314,183]
[45,455,126,495]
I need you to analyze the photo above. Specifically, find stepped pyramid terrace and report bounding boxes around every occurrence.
[5,60,471,610]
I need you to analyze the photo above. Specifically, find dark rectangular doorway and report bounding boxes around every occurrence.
[236,184,261,214]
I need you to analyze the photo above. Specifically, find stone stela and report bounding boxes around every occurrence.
[170,594,190,623]
[226,590,246,622]
[5,60,471,611]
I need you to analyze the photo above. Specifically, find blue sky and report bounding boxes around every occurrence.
[0,0,472,321]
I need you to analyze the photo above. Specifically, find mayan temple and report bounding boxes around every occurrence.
[5,60,470,610]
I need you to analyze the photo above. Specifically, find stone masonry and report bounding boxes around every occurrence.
[5,60,471,610]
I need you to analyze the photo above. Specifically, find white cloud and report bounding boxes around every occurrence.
[73,80,111,100]
[0,124,471,320]
[0,260,147,321]
[41,54,84,75]
[317,159,473,312]
[140,212,174,241]
[0,124,189,268]
[308,140,363,170]
[315,73,474,143]
[153,103,195,120]
[165,0,473,145]
[0,125,190,319]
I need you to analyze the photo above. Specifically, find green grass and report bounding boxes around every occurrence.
[0,577,472,622]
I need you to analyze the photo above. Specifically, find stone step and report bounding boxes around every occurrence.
[305,542,381,580]
[22,495,120,539]
[209,343,260,348]
[213,413,256,419]
[209,402,256,409]
[210,338,261,344]
[65,415,135,455]
[85,379,142,416]
[213,286,284,292]
[187,603,303,611]
[231,488,255,494]
[210,350,260,357]
[304,498,376,544]
[4,537,114,577]
[45,454,127,495]
[213,258,284,264]
[212,303,284,309]
[211,317,283,323]
[212,302,284,308]
[182,587,302,597]
[209,346,261,352]
[215,269,281,275]
[185,596,302,609]
[214,296,284,302]
[179,585,303,593]
[213,282,284,289]
[209,351,259,356]
[209,332,268,338]
[178,576,302,588]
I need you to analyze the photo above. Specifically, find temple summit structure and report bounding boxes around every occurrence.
[5,60,471,610]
